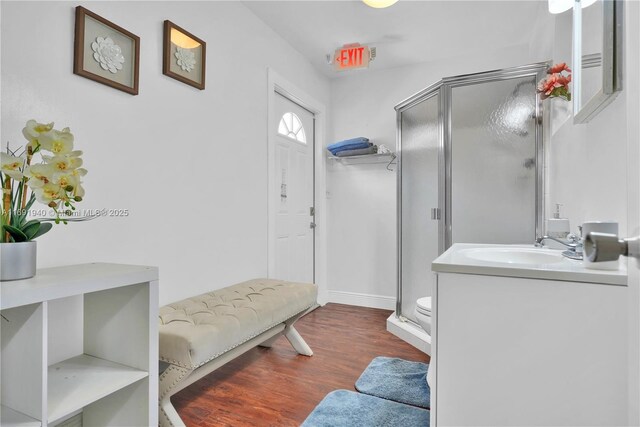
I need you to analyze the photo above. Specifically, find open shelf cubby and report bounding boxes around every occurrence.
[1,263,159,427]
[1,405,41,427]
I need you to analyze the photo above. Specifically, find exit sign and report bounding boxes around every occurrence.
[333,43,373,71]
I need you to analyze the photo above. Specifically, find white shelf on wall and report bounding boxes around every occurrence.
[327,152,397,169]
[1,263,159,426]
[0,263,158,310]
[48,354,148,425]
[1,405,41,427]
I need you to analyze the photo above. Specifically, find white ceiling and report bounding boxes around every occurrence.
[243,0,550,78]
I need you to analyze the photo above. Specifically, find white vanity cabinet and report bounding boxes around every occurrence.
[0,263,159,427]
[430,244,628,426]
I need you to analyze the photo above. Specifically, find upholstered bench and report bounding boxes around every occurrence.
[158,278,318,427]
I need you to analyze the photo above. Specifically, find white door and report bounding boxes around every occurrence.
[273,92,315,283]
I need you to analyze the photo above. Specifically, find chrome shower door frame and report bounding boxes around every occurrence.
[394,62,549,320]
[441,62,549,249]
[395,81,444,319]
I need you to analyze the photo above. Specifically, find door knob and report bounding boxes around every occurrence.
[584,232,640,262]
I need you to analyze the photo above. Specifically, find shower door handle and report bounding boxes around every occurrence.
[431,208,441,220]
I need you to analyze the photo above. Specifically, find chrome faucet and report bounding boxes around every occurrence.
[535,229,584,260]
[535,234,579,248]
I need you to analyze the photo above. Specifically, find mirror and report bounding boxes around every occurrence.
[572,0,623,123]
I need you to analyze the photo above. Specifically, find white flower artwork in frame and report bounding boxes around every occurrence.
[163,20,206,90]
[175,47,196,73]
[73,6,140,95]
[91,36,125,74]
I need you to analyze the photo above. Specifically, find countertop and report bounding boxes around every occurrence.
[432,243,627,286]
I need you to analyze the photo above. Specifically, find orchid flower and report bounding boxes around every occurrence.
[1,153,25,181]
[39,128,74,154]
[2,119,88,243]
[33,182,64,206]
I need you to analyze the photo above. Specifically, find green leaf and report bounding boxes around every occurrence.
[22,221,41,240]
[21,219,40,229]
[24,193,36,211]
[15,193,37,228]
[3,225,28,242]
[13,182,23,216]
[31,222,52,240]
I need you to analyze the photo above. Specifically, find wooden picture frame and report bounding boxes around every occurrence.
[163,20,206,90]
[73,6,140,95]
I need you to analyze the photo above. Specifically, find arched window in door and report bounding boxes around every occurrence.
[278,112,307,144]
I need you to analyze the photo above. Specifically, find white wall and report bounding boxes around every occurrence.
[327,42,550,308]
[1,1,330,306]
[547,7,629,236]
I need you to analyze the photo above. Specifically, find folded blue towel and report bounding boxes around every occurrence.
[329,142,372,155]
[327,137,369,152]
[336,146,378,157]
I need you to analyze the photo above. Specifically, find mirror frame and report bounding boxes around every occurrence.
[572,0,623,124]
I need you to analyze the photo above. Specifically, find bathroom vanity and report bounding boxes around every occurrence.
[430,244,627,426]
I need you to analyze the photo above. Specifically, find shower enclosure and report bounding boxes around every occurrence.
[394,63,548,339]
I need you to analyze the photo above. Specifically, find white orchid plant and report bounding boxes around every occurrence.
[1,120,87,243]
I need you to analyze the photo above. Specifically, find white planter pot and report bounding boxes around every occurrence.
[1,241,37,281]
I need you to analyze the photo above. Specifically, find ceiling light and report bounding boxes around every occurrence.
[548,0,573,14]
[363,0,399,9]
[548,0,598,14]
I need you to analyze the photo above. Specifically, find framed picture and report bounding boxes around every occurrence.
[73,6,140,95]
[163,20,206,90]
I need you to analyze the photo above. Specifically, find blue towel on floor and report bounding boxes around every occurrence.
[355,357,430,409]
[328,137,370,155]
[302,390,429,427]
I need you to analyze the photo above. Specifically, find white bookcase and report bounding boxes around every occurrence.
[0,263,159,426]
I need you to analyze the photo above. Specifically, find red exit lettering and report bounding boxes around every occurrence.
[334,44,370,71]
[337,47,364,68]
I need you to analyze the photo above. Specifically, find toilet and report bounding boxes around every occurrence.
[414,296,432,335]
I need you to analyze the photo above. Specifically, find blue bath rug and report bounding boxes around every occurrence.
[355,356,430,409]
[301,389,429,427]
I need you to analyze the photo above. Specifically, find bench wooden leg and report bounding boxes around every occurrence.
[285,325,313,356]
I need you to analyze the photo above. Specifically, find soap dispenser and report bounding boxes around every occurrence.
[547,204,570,238]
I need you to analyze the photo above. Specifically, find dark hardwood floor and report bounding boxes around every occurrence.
[173,303,429,426]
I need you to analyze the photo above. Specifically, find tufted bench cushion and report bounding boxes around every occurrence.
[158,278,317,370]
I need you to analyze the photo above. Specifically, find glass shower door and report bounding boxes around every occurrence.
[448,76,539,245]
[398,92,441,323]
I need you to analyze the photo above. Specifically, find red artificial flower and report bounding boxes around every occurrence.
[548,62,572,74]
[537,72,572,101]
[538,74,559,97]
[538,62,572,100]
[556,74,571,86]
